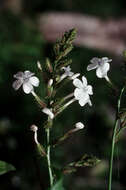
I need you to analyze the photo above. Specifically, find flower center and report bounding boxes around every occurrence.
[98,59,105,67]
[24,78,29,83]
[23,75,30,83]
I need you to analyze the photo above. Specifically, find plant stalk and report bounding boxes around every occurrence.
[46,127,54,187]
[108,87,125,190]
[108,119,118,190]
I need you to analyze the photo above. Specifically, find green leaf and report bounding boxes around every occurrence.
[0,161,16,175]
[49,179,65,190]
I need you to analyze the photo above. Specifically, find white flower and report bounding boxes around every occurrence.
[87,57,112,80]
[60,66,80,82]
[75,122,84,129]
[60,66,74,81]
[62,66,74,76]
[12,71,40,94]
[73,76,93,106]
[42,108,54,119]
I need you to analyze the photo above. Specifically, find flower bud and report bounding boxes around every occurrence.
[48,79,53,87]
[30,124,39,145]
[37,61,42,71]
[42,108,54,119]
[30,124,38,132]
[75,122,84,129]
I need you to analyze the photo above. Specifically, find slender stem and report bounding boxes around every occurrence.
[63,92,74,101]
[55,98,76,117]
[108,87,125,190]
[118,87,125,112]
[46,127,54,187]
[105,76,118,95]
[63,98,76,108]
[108,119,119,190]
[31,91,47,108]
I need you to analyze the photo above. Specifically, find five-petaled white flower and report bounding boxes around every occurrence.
[87,57,112,81]
[60,66,74,81]
[12,71,39,94]
[73,76,93,106]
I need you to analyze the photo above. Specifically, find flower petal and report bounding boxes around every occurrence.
[12,79,23,90]
[102,57,112,63]
[24,71,34,78]
[87,85,93,95]
[96,67,103,78]
[62,66,73,76]
[62,66,71,72]
[73,78,83,88]
[82,76,87,86]
[90,57,100,64]
[96,63,110,78]
[88,99,92,106]
[79,95,89,106]
[29,76,40,87]
[102,62,110,73]
[74,88,84,100]
[13,72,24,79]
[87,62,99,71]
[23,82,33,94]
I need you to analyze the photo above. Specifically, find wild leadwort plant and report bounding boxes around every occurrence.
[12,29,126,190]
[12,29,124,190]
[12,29,100,189]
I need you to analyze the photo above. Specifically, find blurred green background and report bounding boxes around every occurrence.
[0,0,126,190]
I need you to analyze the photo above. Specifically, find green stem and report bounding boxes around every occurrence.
[108,119,119,190]
[46,128,54,187]
[108,87,125,190]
